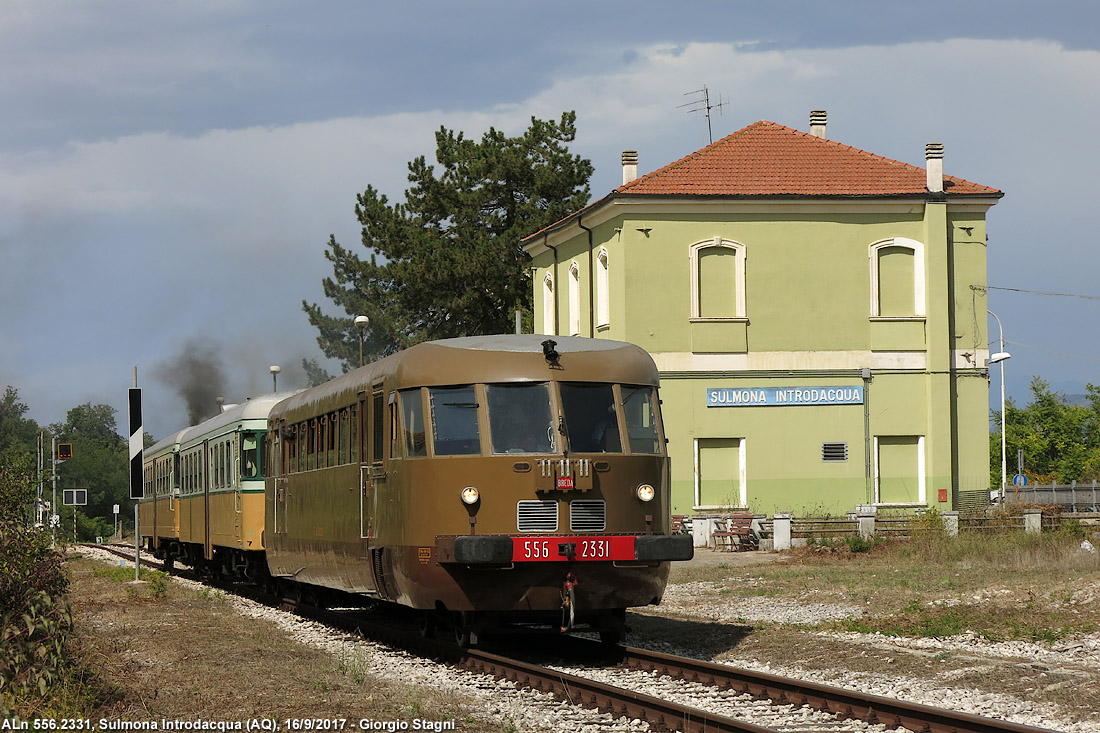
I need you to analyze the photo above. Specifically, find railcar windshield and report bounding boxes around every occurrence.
[559,383,622,453]
[487,383,555,454]
[622,386,660,453]
[429,386,481,455]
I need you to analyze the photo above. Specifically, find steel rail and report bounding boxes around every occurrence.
[610,642,1059,733]
[458,647,774,733]
[75,545,1062,733]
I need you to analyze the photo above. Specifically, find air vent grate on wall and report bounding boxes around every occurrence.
[822,442,848,462]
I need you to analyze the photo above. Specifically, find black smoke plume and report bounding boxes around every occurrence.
[154,339,227,426]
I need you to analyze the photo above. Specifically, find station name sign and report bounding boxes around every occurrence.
[707,386,864,407]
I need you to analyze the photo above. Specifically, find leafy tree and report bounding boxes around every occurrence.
[991,376,1100,485]
[48,403,130,526]
[304,112,593,368]
[0,386,40,464]
[301,357,334,388]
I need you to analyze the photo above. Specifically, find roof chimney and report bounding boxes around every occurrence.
[809,110,827,138]
[925,143,944,193]
[621,150,638,185]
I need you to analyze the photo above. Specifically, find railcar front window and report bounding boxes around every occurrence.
[399,388,427,457]
[560,383,622,453]
[487,383,555,454]
[429,386,481,455]
[622,386,661,454]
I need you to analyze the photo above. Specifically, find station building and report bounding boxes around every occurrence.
[521,111,1003,517]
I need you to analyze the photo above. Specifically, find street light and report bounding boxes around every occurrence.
[354,315,370,367]
[269,365,281,393]
[987,310,1011,503]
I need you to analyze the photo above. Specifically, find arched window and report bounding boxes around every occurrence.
[542,272,555,335]
[869,238,925,317]
[568,261,581,336]
[595,247,610,328]
[689,237,746,320]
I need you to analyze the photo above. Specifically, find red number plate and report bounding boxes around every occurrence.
[511,536,636,562]
[556,476,574,490]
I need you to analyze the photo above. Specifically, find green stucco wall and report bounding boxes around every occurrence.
[528,198,995,518]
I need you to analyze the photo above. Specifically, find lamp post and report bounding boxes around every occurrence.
[270,365,281,393]
[354,315,370,367]
[987,310,1011,503]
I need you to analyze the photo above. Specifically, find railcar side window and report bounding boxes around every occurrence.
[399,388,427,457]
[429,386,481,455]
[486,383,554,454]
[339,409,349,465]
[241,433,260,479]
[560,383,622,453]
[622,386,661,454]
[326,412,337,466]
[349,404,359,464]
[307,420,317,471]
[372,392,384,463]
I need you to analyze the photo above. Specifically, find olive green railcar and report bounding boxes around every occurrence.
[264,334,692,641]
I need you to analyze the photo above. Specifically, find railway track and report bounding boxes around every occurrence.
[78,544,1059,733]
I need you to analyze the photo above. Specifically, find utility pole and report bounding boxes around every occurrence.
[37,431,43,526]
[51,436,58,547]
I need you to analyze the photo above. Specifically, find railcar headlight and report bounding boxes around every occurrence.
[636,483,655,502]
[461,486,480,505]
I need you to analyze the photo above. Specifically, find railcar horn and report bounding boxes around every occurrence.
[541,339,561,368]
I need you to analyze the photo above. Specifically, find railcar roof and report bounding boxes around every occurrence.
[178,390,304,447]
[145,427,194,457]
[270,334,659,420]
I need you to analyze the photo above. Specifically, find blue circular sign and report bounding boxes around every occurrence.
[1012,473,1028,487]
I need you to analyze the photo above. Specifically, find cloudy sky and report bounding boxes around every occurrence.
[2,1,1098,440]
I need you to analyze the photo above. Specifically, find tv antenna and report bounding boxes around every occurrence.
[678,85,727,144]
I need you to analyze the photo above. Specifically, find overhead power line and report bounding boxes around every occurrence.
[974,284,1100,302]
[1004,340,1100,363]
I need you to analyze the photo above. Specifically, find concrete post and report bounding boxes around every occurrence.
[1023,509,1042,534]
[773,513,793,551]
[942,511,959,537]
[857,504,877,539]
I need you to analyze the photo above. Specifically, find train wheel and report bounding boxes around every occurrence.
[453,612,475,648]
[598,608,627,646]
[598,626,623,645]
[417,612,437,640]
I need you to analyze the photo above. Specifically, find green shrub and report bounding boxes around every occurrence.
[1058,518,1088,539]
[0,459,73,717]
[844,533,880,553]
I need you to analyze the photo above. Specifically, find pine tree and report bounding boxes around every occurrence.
[303,112,592,368]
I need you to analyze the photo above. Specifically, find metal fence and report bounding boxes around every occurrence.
[1001,481,1100,512]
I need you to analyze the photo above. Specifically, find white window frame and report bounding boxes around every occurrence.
[595,247,610,329]
[568,260,581,336]
[869,237,925,318]
[542,272,555,335]
[872,434,926,505]
[692,436,748,509]
[689,237,747,321]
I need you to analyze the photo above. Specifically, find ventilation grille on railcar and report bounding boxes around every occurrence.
[517,500,558,532]
[569,500,606,532]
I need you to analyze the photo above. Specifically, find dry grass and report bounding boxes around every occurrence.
[637,529,1100,720]
[62,557,516,730]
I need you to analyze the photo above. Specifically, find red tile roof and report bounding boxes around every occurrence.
[521,120,1001,245]
[617,120,1001,197]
